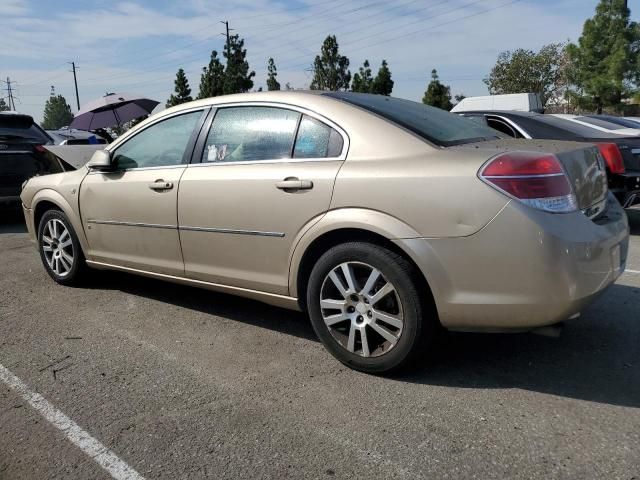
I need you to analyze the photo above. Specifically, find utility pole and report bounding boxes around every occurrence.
[69,61,80,110]
[5,77,16,110]
[220,21,233,61]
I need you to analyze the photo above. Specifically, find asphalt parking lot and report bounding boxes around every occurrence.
[1,210,639,479]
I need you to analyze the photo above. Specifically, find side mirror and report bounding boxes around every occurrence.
[86,149,112,170]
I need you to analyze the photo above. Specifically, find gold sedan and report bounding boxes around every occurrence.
[20,91,629,373]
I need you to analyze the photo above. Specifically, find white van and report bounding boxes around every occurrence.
[451,93,543,113]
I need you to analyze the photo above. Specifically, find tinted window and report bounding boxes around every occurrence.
[531,115,620,139]
[486,117,522,138]
[591,116,640,128]
[0,114,51,145]
[203,107,299,163]
[575,116,625,130]
[324,92,502,146]
[113,111,202,169]
[293,115,343,158]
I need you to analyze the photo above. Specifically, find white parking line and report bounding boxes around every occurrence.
[624,269,640,275]
[0,363,144,480]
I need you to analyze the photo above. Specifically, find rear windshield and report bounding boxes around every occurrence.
[585,115,640,129]
[531,115,620,139]
[324,92,502,147]
[0,115,52,144]
[575,116,625,130]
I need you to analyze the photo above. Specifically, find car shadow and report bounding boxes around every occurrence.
[0,209,27,234]
[88,270,639,408]
[84,270,317,342]
[397,283,640,408]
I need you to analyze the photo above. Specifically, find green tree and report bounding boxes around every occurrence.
[266,58,280,91]
[223,34,255,94]
[484,43,567,107]
[166,68,193,108]
[41,94,73,129]
[198,50,225,99]
[0,98,9,111]
[371,59,394,95]
[422,69,453,110]
[351,60,373,93]
[566,0,640,113]
[454,94,467,103]
[310,35,351,91]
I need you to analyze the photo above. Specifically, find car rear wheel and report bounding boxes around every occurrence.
[38,209,87,285]
[307,242,435,373]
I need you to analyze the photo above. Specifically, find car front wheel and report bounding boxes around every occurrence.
[38,209,87,285]
[307,242,436,374]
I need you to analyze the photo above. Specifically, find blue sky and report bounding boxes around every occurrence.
[1,0,607,123]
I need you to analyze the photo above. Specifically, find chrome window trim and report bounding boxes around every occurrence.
[196,101,350,163]
[484,115,532,139]
[188,157,343,168]
[87,164,187,174]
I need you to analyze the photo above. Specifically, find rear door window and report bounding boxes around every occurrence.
[203,106,300,163]
[293,115,343,159]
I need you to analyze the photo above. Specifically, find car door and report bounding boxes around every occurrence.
[80,108,206,276]
[178,104,347,295]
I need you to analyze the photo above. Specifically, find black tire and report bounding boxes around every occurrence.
[37,209,88,286]
[307,242,436,374]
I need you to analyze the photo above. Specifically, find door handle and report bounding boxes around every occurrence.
[148,180,174,191]
[275,178,313,191]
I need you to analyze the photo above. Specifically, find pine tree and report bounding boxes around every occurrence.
[422,69,453,110]
[223,34,255,94]
[0,98,9,112]
[198,50,225,99]
[567,0,640,112]
[166,68,193,107]
[41,94,73,129]
[351,60,373,93]
[266,58,281,91]
[310,35,351,91]
[371,60,394,95]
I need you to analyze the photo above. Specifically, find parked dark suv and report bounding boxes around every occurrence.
[0,113,66,209]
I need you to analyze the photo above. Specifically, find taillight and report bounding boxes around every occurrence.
[596,143,625,174]
[479,151,577,213]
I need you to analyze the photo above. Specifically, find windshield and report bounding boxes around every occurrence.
[324,92,502,147]
[585,115,640,129]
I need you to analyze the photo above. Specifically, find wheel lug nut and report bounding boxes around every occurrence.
[357,315,363,322]
[350,294,359,302]
[367,311,372,318]
[347,306,355,313]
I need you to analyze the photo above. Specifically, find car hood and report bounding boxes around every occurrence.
[43,145,104,170]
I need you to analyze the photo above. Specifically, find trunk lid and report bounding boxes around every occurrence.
[458,138,608,210]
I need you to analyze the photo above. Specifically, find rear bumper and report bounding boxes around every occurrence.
[397,193,629,331]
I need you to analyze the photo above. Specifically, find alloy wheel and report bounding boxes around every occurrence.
[319,261,404,357]
[41,218,74,277]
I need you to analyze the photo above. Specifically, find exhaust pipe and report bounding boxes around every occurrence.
[531,322,565,338]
